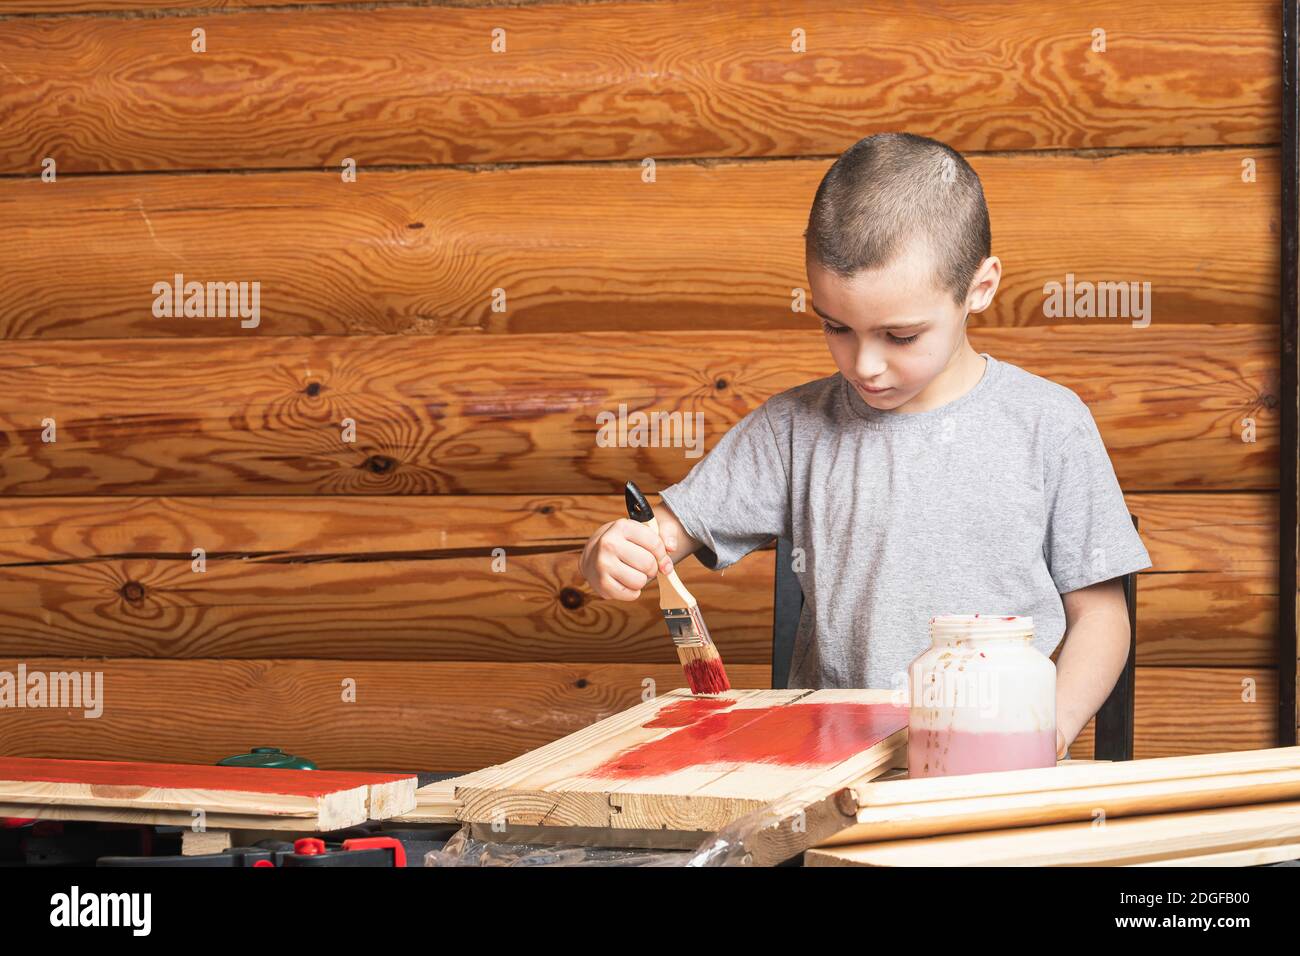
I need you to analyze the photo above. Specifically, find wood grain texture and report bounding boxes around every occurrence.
[1130,842,1300,866]
[1069,666,1277,759]
[0,151,1277,340]
[0,326,1277,495]
[0,660,1270,771]
[0,492,1276,667]
[1,0,365,8]
[0,754,413,794]
[0,755,416,829]
[0,0,1275,173]
[0,544,776,662]
[0,777,367,831]
[0,659,772,771]
[1137,572,1276,667]
[804,800,1300,866]
[1128,492,1275,574]
[454,689,907,849]
[826,746,1300,845]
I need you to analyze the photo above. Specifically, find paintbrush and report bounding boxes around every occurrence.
[624,480,731,696]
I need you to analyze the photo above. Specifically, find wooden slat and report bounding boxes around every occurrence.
[0,547,776,663]
[454,689,908,858]
[805,800,1300,866]
[0,492,1277,666]
[1069,667,1277,758]
[1126,492,1275,574]
[822,746,1300,845]
[0,493,1269,567]
[0,660,1270,771]
[398,753,1081,833]
[0,0,1274,173]
[1131,842,1300,866]
[395,774,468,825]
[0,660,772,771]
[1137,572,1276,666]
[1,0,359,8]
[0,150,1276,340]
[0,755,416,830]
[0,326,1276,495]
[1127,491,1276,666]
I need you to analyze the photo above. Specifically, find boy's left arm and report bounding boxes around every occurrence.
[1053,578,1132,758]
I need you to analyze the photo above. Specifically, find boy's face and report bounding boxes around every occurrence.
[806,238,996,412]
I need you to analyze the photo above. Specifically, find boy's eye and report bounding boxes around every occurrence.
[820,320,920,343]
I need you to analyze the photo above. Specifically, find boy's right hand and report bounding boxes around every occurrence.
[580,518,677,601]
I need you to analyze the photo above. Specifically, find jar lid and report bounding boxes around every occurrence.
[216,747,318,770]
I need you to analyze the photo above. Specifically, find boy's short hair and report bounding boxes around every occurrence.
[804,132,991,308]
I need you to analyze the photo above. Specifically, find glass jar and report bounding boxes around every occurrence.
[907,614,1056,778]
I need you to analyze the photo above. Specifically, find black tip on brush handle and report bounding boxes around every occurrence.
[624,481,655,522]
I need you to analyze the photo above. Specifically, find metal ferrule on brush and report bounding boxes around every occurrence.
[662,605,713,648]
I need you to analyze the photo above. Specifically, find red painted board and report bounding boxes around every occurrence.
[588,701,908,779]
[0,756,413,798]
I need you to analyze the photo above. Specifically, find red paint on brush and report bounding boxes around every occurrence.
[0,756,412,798]
[643,698,735,728]
[684,657,731,695]
[587,701,908,779]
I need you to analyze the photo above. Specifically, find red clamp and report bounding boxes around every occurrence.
[341,836,406,867]
[293,837,327,856]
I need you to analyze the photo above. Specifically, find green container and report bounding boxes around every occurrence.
[217,747,317,770]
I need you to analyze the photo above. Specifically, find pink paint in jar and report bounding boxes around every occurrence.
[907,614,1056,779]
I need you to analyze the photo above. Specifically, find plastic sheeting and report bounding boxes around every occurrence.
[424,799,798,867]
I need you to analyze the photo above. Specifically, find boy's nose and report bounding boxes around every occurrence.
[847,343,889,374]
[854,350,888,381]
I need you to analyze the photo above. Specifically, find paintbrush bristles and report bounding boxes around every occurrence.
[640,512,730,695]
[679,643,731,695]
[661,600,731,694]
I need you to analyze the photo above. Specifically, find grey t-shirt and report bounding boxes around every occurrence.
[658,352,1152,691]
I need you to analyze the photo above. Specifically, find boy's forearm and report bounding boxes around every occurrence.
[654,500,703,564]
[1053,600,1132,750]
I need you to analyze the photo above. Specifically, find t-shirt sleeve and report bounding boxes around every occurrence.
[1043,408,1152,593]
[657,401,791,572]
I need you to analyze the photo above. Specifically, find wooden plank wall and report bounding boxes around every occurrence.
[0,0,1285,770]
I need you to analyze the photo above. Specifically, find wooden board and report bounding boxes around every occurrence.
[181,829,232,856]
[410,753,1092,861]
[0,153,1276,341]
[821,746,1300,844]
[394,772,484,826]
[0,756,417,831]
[804,800,1300,867]
[1130,843,1300,867]
[456,688,909,858]
[0,326,1275,495]
[0,0,1271,173]
[0,492,1273,667]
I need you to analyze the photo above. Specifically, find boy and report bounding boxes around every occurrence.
[579,132,1151,760]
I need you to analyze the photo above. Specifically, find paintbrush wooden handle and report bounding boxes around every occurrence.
[642,515,697,611]
[624,480,697,610]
